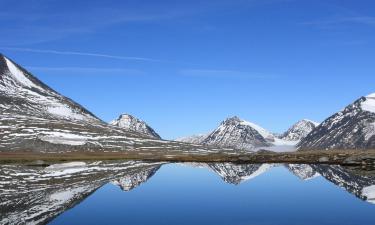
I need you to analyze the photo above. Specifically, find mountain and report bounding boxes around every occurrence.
[175,134,208,144]
[200,116,274,151]
[110,114,161,139]
[0,54,215,155]
[280,119,319,141]
[178,116,298,151]
[298,94,375,150]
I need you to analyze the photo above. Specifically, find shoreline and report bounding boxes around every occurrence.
[0,149,375,165]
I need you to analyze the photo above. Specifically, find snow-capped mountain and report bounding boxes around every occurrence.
[175,134,209,144]
[178,116,298,151]
[0,54,99,122]
[200,116,274,150]
[280,119,319,141]
[0,54,222,155]
[110,114,161,139]
[298,94,375,150]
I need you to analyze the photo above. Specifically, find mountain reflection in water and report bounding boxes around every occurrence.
[1,161,375,225]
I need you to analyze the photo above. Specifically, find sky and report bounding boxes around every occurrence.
[1,0,375,139]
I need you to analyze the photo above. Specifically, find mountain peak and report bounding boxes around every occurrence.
[201,116,273,150]
[280,119,318,141]
[110,113,161,139]
[0,55,99,122]
[298,95,375,150]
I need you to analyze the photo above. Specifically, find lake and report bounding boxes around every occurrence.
[1,161,375,225]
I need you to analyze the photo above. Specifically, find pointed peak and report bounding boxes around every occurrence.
[224,116,242,122]
[119,113,134,119]
[300,119,319,126]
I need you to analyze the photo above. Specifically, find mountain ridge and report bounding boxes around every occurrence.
[298,94,375,150]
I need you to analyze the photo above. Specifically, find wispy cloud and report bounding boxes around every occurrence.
[180,69,279,79]
[302,16,375,27]
[0,0,289,45]
[26,66,144,75]
[0,47,162,62]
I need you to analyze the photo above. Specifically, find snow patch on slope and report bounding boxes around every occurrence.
[39,132,88,146]
[361,93,375,113]
[362,185,375,204]
[240,120,274,140]
[4,57,40,89]
[47,105,85,120]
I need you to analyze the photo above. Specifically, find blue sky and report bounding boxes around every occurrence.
[1,0,375,139]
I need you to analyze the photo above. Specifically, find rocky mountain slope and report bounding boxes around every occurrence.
[175,134,208,144]
[110,114,161,139]
[280,119,319,141]
[0,54,220,155]
[177,116,313,151]
[298,94,375,150]
[201,116,273,150]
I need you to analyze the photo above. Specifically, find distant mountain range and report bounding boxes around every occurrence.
[0,54,208,154]
[1,53,375,152]
[176,116,319,151]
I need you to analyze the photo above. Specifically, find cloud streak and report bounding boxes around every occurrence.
[26,66,144,75]
[0,47,162,63]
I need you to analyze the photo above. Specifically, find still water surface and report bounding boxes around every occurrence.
[1,162,375,225]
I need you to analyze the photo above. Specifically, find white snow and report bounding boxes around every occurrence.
[49,186,88,202]
[47,105,85,120]
[39,132,88,146]
[45,162,87,170]
[362,185,375,204]
[240,120,274,140]
[361,94,375,113]
[4,57,40,89]
[241,164,273,181]
[302,119,320,126]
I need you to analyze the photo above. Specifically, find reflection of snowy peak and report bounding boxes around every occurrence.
[312,164,375,204]
[0,161,163,225]
[110,114,161,139]
[286,164,320,180]
[298,94,375,150]
[207,163,272,185]
[111,165,161,191]
[280,120,319,141]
